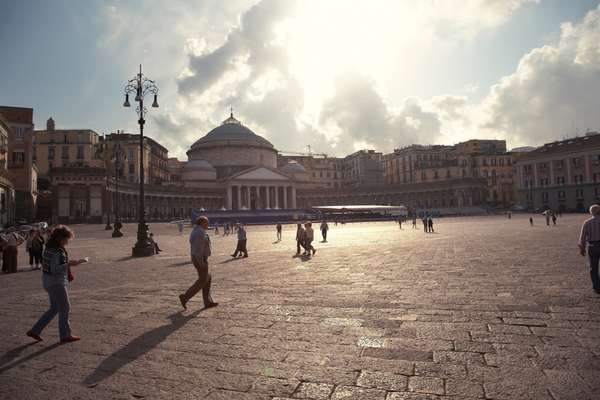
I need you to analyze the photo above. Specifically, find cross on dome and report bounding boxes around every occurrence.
[222,107,241,125]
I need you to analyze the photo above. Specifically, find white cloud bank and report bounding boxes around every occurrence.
[100,0,600,158]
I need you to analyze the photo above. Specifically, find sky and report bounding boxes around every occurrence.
[1,0,600,159]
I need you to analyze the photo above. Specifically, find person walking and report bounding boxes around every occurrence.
[178,221,184,235]
[422,217,428,233]
[231,224,248,258]
[398,219,402,229]
[3,227,24,273]
[552,213,557,225]
[427,217,434,233]
[179,216,218,310]
[276,223,282,242]
[214,222,219,235]
[412,216,417,229]
[304,222,316,256]
[27,225,86,343]
[320,220,329,242]
[579,204,600,294]
[530,216,534,226]
[295,223,306,256]
[27,229,45,270]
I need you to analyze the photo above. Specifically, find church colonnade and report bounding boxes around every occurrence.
[227,184,296,210]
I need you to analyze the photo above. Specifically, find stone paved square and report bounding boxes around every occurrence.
[1,215,600,399]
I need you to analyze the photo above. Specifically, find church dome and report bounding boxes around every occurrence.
[281,161,306,173]
[189,113,274,150]
[186,111,279,173]
[182,158,217,182]
[184,159,215,171]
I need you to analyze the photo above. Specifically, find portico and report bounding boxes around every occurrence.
[226,167,297,210]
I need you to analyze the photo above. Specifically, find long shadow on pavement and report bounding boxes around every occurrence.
[0,343,62,374]
[83,310,201,386]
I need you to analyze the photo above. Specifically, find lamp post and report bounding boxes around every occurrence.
[112,142,124,238]
[123,64,159,257]
[103,137,113,231]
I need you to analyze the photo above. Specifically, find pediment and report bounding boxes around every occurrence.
[230,167,290,181]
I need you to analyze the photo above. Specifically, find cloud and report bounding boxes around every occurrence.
[480,4,600,145]
[177,0,294,96]
[319,73,443,153]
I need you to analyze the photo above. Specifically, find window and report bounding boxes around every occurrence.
[573,158,581,167]
[62,146,69,160]
[77,145,84,159]
[556,176,565,185]
[12,152,25,165]
[576,188,584,198]
[48,147,55,160]
[558,191,566,199]
[14,127,24,140]
[595,188,600,198]
[542,192,549,202]
[32,146,36,161]
[129,163,135,174]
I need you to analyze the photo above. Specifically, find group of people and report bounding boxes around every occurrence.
[295,222,317,256]
[422,217,435,233]
[1,227,47,273]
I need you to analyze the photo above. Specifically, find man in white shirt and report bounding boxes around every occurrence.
[2,228,23,273]
[579,204,600,294]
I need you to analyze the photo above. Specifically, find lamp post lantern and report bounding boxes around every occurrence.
[123,64,159,257]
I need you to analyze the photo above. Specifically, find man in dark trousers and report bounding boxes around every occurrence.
[579,204,600,294]
[179,216,218,309]
[422,217,428,232]
[295,223,306,255]
[427,217,434,233]
[320,220,329,242]
[231,223,248,258]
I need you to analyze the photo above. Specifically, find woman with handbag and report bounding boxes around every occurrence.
[27,225,87,343]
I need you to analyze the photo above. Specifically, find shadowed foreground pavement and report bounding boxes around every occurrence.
[1,215,599,399]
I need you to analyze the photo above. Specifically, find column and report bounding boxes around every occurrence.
[275,186,280,209]
[566,158,571,185]
[265,185,270,209]
[227,186,232,210]
[533,163,539,188]
[549,161,555,186]
[291,186,297,209]
[585,154,591,183]
[283,186,288,209]
[236,185,241,210]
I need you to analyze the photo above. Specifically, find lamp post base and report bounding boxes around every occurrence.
[132,222,155,257]
[132,240,155,257]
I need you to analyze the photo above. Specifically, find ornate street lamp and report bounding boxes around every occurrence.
[123,65,159,257]
[112,142,124,238]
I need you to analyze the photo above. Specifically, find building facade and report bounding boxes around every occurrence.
[515,133,600,212]
[0,114,15,226]
[342,149,383,187]
[0,106,37,221]
[278,154,345,188]
[33,118,102,175]
[383,140,516,207]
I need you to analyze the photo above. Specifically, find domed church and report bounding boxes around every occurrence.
[181,112,303,210]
